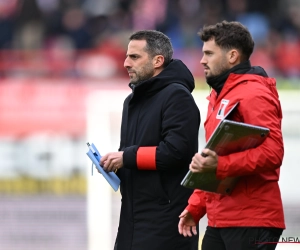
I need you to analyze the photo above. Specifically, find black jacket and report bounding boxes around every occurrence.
[115,59,200,250]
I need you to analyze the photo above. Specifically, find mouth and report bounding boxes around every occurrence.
[128,71,135,77]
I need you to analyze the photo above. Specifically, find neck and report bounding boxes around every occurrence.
[207,60,251,95]
[153,67,163,77]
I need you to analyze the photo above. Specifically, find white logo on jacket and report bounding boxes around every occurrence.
[216,99,229,119]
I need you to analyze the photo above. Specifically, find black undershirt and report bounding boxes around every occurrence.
[206,60,252,95]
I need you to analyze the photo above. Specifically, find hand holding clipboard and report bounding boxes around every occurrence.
[86,142,120,192]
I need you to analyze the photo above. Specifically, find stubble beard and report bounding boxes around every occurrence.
[205,60,230,81]
[130,61,155,85]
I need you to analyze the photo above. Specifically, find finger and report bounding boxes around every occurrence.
[189,164,195,172]
[179,210,188,218]
[107,162,115,172]
[99,160,106,168]
[203,148,216,157]
[112,159,120,170]
[183,225,192,237]
[195,153,204,164]
[186,226,192,237]
[108,159,119,172]
[191,155,196,162]
[190,164,201,173]
[190,160,194,167]
[192,226,198,235]
[112,159,122,171]
[103,158,113,172]
[178,219,183,234]
[182,226,187,237]
[100,154,108,166]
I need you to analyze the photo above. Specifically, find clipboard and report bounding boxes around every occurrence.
[181,105,270,195]
[86,143,120,192]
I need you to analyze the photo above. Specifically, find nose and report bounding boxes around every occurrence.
[124,57,131,69]
[200,55,206,65]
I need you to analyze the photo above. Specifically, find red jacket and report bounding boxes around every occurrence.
[186,72,285,229]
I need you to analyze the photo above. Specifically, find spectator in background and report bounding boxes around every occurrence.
[178,21,285,250]
[14,0,45,50]
[273,0,300,78]
[61,7,91,49]
[0,0,299,78]
[131,0,167,30]
[36,0,62,41]
[225,0,270,45]
[0,1,18,49]
[100,30,200,250]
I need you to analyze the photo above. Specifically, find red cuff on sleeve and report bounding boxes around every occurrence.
[186,190,207,223]
[186,204,203,224]
[137,147,157,170]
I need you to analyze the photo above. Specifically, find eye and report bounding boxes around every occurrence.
[130,55,139,60]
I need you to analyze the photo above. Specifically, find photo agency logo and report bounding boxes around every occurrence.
[249,236,300,245]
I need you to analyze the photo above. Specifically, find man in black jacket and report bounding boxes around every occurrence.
[100,30,200,250]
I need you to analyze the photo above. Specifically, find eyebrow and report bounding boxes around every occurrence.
[126,53,140,57]
[202,49,213,53]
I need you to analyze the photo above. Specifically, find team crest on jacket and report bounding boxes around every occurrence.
[216,99,229,119]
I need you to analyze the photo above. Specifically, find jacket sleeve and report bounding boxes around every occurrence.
[185,189,207,223]
[123,86,200,171]
[155,86,200,170]
[216,88,284,179]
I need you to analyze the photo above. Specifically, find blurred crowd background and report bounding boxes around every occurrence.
[0,0,300,79]
[0,1,299,250]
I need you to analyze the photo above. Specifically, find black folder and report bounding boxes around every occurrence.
[181,107,270,195]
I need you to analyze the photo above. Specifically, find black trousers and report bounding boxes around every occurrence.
[201,226,283,250]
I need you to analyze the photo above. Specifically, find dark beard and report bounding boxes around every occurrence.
[130,64,154,85]
[206,61,252,95]
[206,68,233,95]
[205,75,216,82]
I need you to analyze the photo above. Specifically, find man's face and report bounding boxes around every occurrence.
[200,39,231,81]
[124,40,155,85]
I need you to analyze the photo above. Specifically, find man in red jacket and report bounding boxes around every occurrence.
[178,21,285,250]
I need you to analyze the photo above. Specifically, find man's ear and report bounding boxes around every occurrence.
[153,55,164,69]
[228,49,240,65]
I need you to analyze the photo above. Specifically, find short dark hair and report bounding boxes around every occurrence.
[129,30,173,67]
[198,21,254,61]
